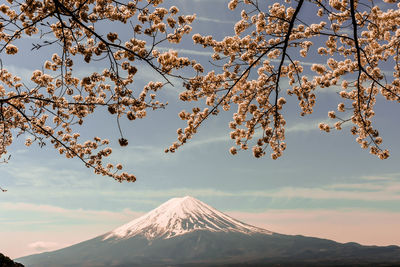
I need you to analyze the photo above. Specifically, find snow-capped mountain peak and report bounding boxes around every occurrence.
[103,196,272,241]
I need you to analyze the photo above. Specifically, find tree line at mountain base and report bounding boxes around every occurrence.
[0,253,24,267]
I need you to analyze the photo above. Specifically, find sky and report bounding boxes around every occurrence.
[1,0,400,259]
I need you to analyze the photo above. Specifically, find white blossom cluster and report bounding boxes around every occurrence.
[0,0,197,182]
[169,0,399,161]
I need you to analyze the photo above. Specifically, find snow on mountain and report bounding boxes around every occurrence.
[103,196,272,241]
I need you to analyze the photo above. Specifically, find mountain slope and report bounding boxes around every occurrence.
[17,196,400,267]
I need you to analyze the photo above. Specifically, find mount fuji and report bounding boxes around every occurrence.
[17,196,400,266]
[103,196,272,240]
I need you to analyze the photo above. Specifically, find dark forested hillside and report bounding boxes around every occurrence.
[0,253,24,267]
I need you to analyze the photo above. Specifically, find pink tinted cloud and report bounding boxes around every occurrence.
[28,241,59,252]
[2,227,107,259]
[227,209,400,246]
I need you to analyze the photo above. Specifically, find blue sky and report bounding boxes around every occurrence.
[1,0,400,259]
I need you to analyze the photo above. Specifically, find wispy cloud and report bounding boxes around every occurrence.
[21,34,57,42]
[361,172,400,181]
[6,65,37,85]
[286,118,330,133]
[98,188,233,200]
[196,16,236,24]
[110,144,175,166]
[4,163,91,188]
[326,182,387,191]
[154,46,213,57]
[91,178,400,202]
[185,134,230,148]
[181,117,333,148]
[0,202,144,222]
[28,241,59,252]
[261,184,400,201]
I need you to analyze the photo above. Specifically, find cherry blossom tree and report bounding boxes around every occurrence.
[1,0,399,187]
[171,0,399,161]
[0,0,196,183]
